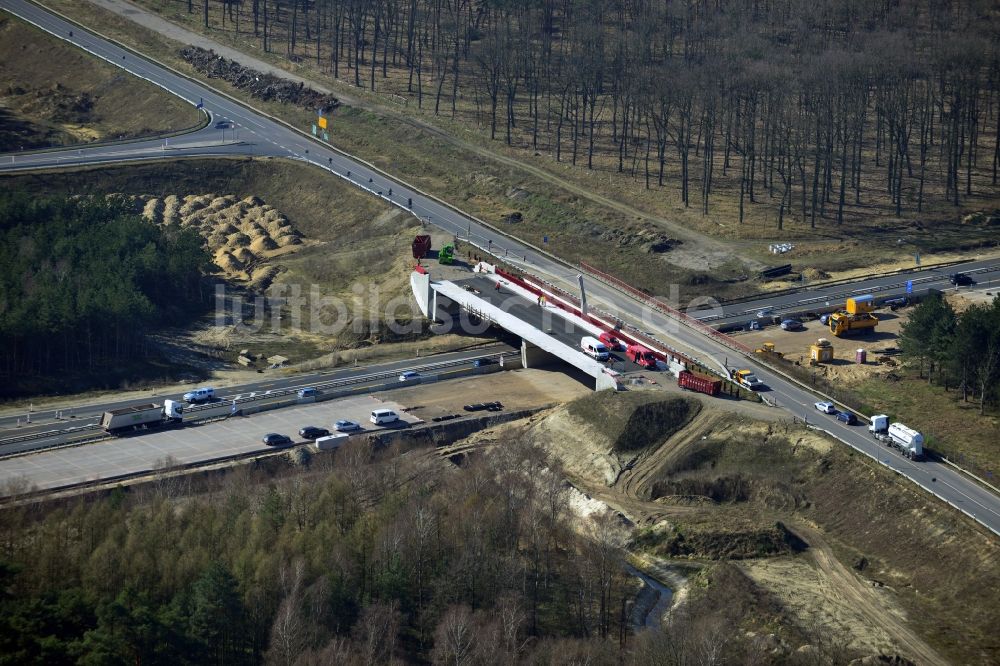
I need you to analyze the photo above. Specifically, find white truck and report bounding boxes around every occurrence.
[100,401,184,435]
[869,415,924,460]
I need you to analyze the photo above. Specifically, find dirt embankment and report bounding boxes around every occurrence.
[512,389,992,664]
[0,13,199,150]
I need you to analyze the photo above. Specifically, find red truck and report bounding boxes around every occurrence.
[677,370,722,396]
[626,343,659,369]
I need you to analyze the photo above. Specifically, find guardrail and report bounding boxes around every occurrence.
[579,261,756,357]
[0,351,518,456]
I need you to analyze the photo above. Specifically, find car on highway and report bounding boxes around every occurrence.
[950,272,974,286]
[215,120,233,129]
[298,426,330,440]
[334,419,361,432]
[262,433,293,447]
[297,387,319,398]
[814,401,837,415]
[473,358,495,367]
[399,371,421,382]
[183,386,216,403]
[836,411,858,425]
[756,308,775,319]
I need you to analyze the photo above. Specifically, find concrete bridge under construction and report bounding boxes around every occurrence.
[411,264,692,391]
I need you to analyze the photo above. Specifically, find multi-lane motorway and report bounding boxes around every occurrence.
[696,259,1000,329]
[1,0,998,537]
[0,345,515,457]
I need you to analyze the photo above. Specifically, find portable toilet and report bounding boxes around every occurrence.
[856,348,867,364]
[810,338,834,363]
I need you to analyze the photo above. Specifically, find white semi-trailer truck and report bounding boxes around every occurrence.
[100,401,183,435]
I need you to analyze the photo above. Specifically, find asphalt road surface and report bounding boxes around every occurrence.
[1,0,997,537]
[700,260,1000,329]
[0,345,514,456]
[0,394,418,494]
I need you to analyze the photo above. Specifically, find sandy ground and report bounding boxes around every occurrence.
[732,313,906,384]
[741,557,906,657]
[385,367,591,420]
[131,193,305,288]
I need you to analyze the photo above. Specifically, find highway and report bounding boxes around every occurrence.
[0,344,515,457]
[698,259,1000,330]
[1,0,998,537]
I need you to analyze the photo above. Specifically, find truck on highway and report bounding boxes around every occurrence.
[625,343,658,369]
[677,370,721,396]
[730,368,765,390]
[100,401,184,435]
[869,415,924,460]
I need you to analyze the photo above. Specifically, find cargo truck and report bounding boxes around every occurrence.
[625,343,658,369]
[869,415,924,460]
[677,370,721,396]
[828,294,878,337]
[100,401,183,435]
[730,368,765,390]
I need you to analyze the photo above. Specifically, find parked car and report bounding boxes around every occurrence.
[334,419,361,432]
[398,371,421,382]
[298,426,330,440]
[780,319,803,331]
[747,320,762,331]
[814,401,837,414]
[950,272,974,286]
[262,433,293,447]
[836,411,858,425]
[297,387,319,398]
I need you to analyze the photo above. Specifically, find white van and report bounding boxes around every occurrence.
[580,336,610,361]
[370,408,399,425]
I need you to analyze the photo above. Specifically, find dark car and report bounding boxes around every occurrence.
[836,411,858,425]
[298,426,330,440]
[950,273,974,286]
[297,387,320,398]
[262,433,293,447]
[473,358,496,368]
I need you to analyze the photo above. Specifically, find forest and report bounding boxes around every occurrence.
[0,439,788,665]
[0,192,210,384]
[174,0,1000,229]
[899,293,1000,413]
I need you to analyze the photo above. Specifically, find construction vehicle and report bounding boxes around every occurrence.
[100,401,184,435]
[730,368,765,390]
[869,415,924,460]
[678,370,721,396]
[755,342,783,358]
[438,244,455,265]
[828,294,878,337]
